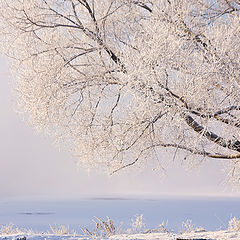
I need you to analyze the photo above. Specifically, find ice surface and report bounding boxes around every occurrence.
[1,197,240,233]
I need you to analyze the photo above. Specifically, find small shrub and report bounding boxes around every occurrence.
[0,224,24,235]
[228,217,240,232]
[126,214,146,234]
[131,214,145,233]
[180,219,205,234]
[81,217,115,237]
[180,220,196,233]
[49,224,71,235]
[158,221,170,233]
[144,221,170,234]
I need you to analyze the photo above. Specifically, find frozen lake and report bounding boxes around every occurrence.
[0,196,240,233]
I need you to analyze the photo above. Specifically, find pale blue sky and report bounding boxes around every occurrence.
[0,55,238,200]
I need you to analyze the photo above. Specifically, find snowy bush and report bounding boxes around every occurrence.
[126,214,146,234]
[49,224,72,235]
[0,224,33,236]
[228,217,240,232]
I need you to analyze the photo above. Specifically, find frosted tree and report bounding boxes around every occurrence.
[0,0,239,183]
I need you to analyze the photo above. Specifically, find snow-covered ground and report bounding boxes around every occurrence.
[1,230,240,240]
[111,230,240,239]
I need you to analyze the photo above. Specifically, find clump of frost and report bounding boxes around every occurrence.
[127,214,146,234]
[228,217,240,232]
[81,217,116,237]
[49,224,73,235]
[180,219,205,233]
[180,219,195,233]
[0,224,30,235]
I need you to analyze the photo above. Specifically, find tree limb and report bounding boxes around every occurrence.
[184,114,240,153]
[111,142,240,174]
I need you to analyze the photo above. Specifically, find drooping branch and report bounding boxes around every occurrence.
[184,114,240,153]
[187,106,240,128]
[111,142,240,174]
[158,75,240,129]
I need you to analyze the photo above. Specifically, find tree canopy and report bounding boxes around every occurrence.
[0,0,240,184]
